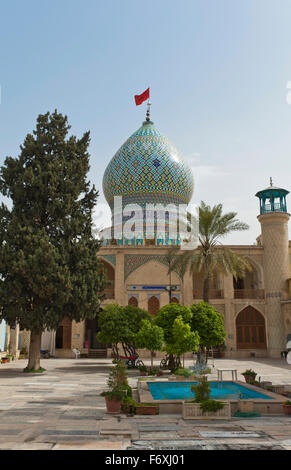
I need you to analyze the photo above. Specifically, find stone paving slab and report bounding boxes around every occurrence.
[0,357,291,450]
[199,431,264,438]
[52,440,128,450]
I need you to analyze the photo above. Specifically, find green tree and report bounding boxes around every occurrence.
[97,304,150,358]
[154,303,194,370]
[170,201,251,303]
[135,319,164,367]
[0,111,105,371]
[97,304,125,359]
[190,302,226,365]
[165,315,199,363]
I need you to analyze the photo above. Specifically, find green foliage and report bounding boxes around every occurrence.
[169,201,250,302]
[199,400,224,413]
[107,360,128,389]
[101,360,131,400]
[284,400,291,405]
[242,369,257,377]
[135,320,164,354]
[154,304,193,344]
[173,368,192,377]
[166,315,199,358]
[97,304,151,357]
[190,302,226,348]
[0,111,105,335]
[191,375,211,402]
[23,367,46,373]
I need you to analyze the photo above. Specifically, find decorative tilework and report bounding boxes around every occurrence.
[99,254,116,266]
[124,254,182,280]
[103,121,194,209]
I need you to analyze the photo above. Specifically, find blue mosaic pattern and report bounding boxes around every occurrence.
[99,254,116,266]
[103,121,194,209]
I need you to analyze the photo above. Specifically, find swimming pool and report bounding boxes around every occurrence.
[147,381,274,401]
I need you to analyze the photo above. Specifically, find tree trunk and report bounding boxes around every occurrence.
[151,351,154,368]
[196,345,207,367]
[27,329,42,370]
[203,272,210,303]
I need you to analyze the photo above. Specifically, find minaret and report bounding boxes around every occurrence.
[256,179,290,356]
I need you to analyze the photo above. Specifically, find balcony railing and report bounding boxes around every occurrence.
[234,289,265,299]
[103,288,115,299]
[193,289,224,299]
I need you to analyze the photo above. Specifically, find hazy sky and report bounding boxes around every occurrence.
[1,0,291,244]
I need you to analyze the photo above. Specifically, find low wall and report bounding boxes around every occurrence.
[138,380,286,416]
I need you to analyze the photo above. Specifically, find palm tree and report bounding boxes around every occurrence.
[170,201,252,303]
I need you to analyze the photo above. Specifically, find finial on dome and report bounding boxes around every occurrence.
[270,177,273,187]
[146,100,151,122]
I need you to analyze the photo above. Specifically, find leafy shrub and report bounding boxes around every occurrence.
[200,400,224,413]
[174,368,192,377]
[191,375,210,402]
[242,369,257,377]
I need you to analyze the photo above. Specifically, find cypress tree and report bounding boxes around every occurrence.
[0,111,105,370]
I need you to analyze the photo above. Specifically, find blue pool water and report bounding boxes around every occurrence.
[147,381,273,401]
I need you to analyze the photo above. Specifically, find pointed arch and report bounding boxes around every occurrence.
[236,306,267,349]
[148,296,160,316]
[128,296,138,307]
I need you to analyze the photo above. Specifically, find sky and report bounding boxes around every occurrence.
[1,0,291,244]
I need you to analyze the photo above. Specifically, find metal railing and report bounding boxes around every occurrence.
[234,289,265,299]
[193,289,224,299]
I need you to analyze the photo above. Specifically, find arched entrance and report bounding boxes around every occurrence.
[56,317,72,349]
[148,296,160,316]
[128,296,138,307]
[236,306,267,349]
[101,260,115,299]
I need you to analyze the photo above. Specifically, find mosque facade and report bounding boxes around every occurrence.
[10,115,291,360]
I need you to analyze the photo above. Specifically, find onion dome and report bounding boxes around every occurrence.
[103,120,194,211]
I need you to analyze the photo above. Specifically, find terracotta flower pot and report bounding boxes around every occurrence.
[243,375,256,384]
[283,405,291,415]
[105,396,122,414]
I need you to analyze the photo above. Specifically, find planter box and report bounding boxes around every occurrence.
[136,405,159,415]
[272,385,285,395]
[105,396,122,414]
[182,401,231,420]
[283,405,291,416]
[239,400,254,413]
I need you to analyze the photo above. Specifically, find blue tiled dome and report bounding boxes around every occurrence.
[103,120,194,210]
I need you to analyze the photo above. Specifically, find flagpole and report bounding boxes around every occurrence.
[146,93,151,122]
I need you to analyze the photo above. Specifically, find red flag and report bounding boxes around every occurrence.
[134,88,150,106]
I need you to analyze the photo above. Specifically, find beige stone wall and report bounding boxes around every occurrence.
[71,320,85,350]
[258,212,290,356]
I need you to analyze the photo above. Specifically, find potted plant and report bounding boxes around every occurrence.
[282,400,291,415]
[1,357,8,364]
[19,347,28,359]
[121,397,137,414]
[101,360,131,414]
[241,369,257,384]
[139,364,148,376]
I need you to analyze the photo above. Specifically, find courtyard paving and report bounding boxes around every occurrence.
[0,357,291,450]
